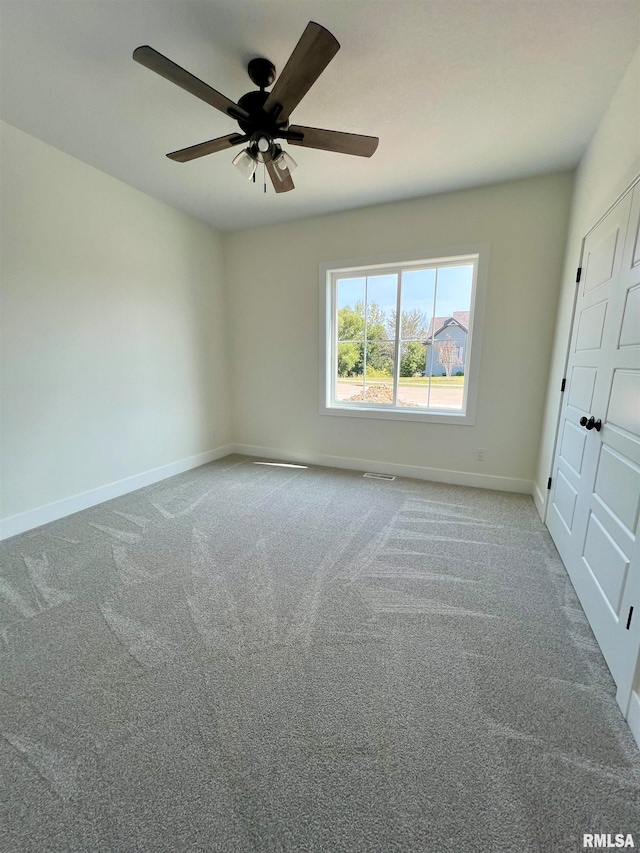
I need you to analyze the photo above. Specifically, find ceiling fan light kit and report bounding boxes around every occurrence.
[133,21,379,194]
[231,148,257,181]
[274,149,297,176]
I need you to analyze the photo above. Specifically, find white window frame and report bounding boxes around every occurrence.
[319,244,489,425]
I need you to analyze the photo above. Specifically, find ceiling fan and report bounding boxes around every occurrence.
[133,21,379,194]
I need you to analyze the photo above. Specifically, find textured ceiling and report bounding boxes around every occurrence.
[1,1,639,232]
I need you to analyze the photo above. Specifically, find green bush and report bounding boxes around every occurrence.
[365,366,393,380]
[400,342,426,377]
[337,342,362,377]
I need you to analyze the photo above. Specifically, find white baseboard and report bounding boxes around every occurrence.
[626,688,640,752]
[232,443,534,495]
[0,442,537,541]
[0,445,234,541]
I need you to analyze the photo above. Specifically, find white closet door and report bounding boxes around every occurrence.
[603,184,640,708]
[547,184,640,709]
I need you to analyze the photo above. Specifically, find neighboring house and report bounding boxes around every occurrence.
[423,311,469,377]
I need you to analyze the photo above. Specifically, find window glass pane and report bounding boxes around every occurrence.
[365,274,396,341]
[397,342,429,408]
[423,264,473,410]
[336,341,364,400]
[337,277,365,341]
[399,269,435,341]
[362,340,395,404]
[434,265,473,322]
[397,269,435,408]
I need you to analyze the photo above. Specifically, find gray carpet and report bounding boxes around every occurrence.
[1,454,638,852]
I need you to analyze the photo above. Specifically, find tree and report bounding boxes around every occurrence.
[337,342,362,377]
[362,300,387,336]
[338,301,388,342]
[337,302,392,377]
[388,308,429,341]
[366,340,394,376]
[435,340,462,378]
[338,306,365,342]
[400,342,426,377]
[337,307,364,376]
[385,308,429,377]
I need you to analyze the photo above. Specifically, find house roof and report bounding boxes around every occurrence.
[425,311,470,339]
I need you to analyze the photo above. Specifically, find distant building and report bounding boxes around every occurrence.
[423,311,469,377]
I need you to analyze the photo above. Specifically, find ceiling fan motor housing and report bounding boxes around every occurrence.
[247,57,276,89]
[236,89,288,138]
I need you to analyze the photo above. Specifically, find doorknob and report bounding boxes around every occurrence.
[580,415,602,432]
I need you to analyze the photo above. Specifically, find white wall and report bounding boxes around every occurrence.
[224,172,573,490]
[535,46,640,516]
[0,121,230,527]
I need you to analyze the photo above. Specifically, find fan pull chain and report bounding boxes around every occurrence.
[263,162,267,194]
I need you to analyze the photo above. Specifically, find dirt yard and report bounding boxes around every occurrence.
[336,381,463,409]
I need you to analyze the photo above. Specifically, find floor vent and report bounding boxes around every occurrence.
[363,472,396,481]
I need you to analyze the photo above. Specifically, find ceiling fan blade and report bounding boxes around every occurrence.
[266,160,295,193]
[167,134,247,162]
[133,46,249,121]
[263,22,339,122]
[287,125,379,157]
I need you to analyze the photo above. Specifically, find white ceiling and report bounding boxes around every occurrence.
[1,1,639,232]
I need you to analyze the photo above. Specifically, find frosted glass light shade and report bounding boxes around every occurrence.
[273,150,298,178]
[232,149,257,180]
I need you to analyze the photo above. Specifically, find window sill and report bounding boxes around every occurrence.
[321,403,475,425]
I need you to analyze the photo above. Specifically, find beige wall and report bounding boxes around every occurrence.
[535,46,640,515]
[224,171,573,489]
[0,121,231,521]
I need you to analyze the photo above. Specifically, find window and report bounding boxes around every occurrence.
[320,246,488,425]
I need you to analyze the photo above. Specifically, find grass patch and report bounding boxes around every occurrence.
[338,376,464,388]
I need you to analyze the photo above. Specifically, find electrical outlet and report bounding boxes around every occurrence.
[476,448,485,461]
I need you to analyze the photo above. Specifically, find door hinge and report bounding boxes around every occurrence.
[547,477,552,490]
[626,606,634,630]
[560,378,566,392]
[576,267,582,283]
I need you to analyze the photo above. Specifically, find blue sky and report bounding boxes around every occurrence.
[337,265,473,332]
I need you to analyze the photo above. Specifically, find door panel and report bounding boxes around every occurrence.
[559,421,587,475]
[582,512,630,616]
[607,369,640,435]
[619,284,640,347]
[594,446,640,534]
[632,203,640,267]
[553,470,578,531]
[576,300,607,351]
[583,227,619,293]
[567,366,597,411]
